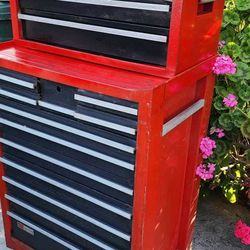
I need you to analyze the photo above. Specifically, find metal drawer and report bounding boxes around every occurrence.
[0,69,138,250]
[18,0,171,65]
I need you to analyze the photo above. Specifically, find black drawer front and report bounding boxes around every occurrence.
[0,68,39,106]
[10,217,72,250]
[19,0,171,27]
[7,186,130,249]
[0,68,138,250]
[18,0,171,65]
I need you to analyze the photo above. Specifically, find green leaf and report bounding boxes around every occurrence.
[215,140,229,157]
[245,149,250,164]
[213,96,227,111]
[219,113,234,131]
[215,86,229,97]
[223,10,241,26]
[229,62,250,81]
[232,110,246,127]
[239,86,250,101]
[241,119,250,139]
[236,0,250,11]
[223,42,241,58]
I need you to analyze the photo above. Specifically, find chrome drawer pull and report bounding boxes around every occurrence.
[6,195,115,250]
[18,14,167,43]
[0,156,131,219]
[0,74,35,89]
[74,94,138,116]
[7,211,80,250]
[3,177,130,241]
[58,0,170,12]
[0,138,133,195]
[162,99,205,136]
[0,118,135,171]
[74,112,137,136]
[0,89,37,105]
[0,103,135,153]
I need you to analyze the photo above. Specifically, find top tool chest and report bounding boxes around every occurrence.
[11,0,224,76]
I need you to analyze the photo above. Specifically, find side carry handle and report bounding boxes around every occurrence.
[162,99,205,136]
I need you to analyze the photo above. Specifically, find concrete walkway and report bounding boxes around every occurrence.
[0,192,249,250]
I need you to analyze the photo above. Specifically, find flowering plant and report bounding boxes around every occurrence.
[198,0,250,206]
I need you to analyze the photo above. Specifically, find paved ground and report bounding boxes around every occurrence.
[0,192,249,250]
[193,192,249,250]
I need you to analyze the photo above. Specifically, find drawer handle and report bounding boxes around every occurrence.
[162,99,205,136]
[199,0,214,3]
[0,103,135,154]
[0,156,132,219]
[0,89,37,106]
[7,211,79,250]
[0,139,133,195]
[0,118,135,171]
[6,195,115,250]
[74,94,138,116]
[58,0,171,12]
[18,14,167,43]
[3,177,131,241]
[0,74,35,89]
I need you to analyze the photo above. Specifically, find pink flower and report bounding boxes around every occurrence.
[196,163,216,181]
[200,137,217,159]
[213,55,237,75]
[235,220,250,245]
[216,128,225,138]
[242,234,250,245]
[210,128,225,138]
[218,40,226,48]
[223,94,238,108]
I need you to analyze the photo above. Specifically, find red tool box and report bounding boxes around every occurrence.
[0,43,215,250]
[0,0,225,249]
[10,0,224,77]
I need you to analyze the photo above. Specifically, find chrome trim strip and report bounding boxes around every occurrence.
[199,0,214,3]
[0,138,133,195]
[3,177,130,241]
[6,195,115,250]
[38,101,75,116]
[74,94,138,116]
[59,0,170,12]
[18,14,167,43]
[7,211,80,250]
[0,74,35,89]
[0,103,135,153]
[0,89,37,105]
[74,113,136,136]
[0,118,134,171]
[0,156,131,219]
[162,99,205,136]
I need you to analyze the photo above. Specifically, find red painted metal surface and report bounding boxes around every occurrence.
[9,0,224,78]
[0,41,216,249]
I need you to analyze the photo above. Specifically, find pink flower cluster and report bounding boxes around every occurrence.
[196,163,216,181]
[213,55,237,75]
[235,220,250,245]
[200,137,217,159]
[223,94,238,108]
[210,128,225,138]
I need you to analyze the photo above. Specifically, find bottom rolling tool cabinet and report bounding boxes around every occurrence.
[0,43,216,250]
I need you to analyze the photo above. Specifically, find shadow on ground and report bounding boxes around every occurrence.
[192,191,249,250]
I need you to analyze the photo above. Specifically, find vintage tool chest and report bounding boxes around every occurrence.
[0,0,225,249]
[10,0,224,76]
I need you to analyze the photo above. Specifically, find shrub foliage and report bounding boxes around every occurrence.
[200,0,250,204]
